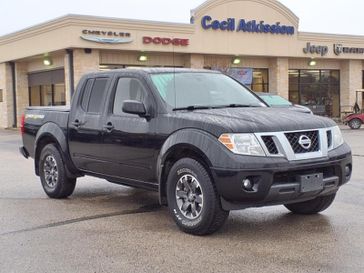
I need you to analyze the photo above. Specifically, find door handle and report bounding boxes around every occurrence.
[72,119,82,128]
[103,122,114,132]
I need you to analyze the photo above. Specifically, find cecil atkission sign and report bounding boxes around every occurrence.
[201,15,295,35]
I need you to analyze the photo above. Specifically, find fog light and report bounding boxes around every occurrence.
[345,165,351,177]
[242,178,254,191]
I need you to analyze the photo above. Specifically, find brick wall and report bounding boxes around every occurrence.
[270,58,289,98]
[73,49,100,88]
[340,60,363,112]
[0,63,14,128]
[15,62,29,126]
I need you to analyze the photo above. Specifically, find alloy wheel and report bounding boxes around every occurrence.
[175,174,204,220]
[43,155,58,188]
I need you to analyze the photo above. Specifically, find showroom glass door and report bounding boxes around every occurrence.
[289,69,340,117]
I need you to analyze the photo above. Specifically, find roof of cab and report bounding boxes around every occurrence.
[126,67,219,74]
[85,67,221,77]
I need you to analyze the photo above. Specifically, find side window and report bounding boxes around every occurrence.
[87,78,108,113]
[113,78,146,115]
[80,79,94,111]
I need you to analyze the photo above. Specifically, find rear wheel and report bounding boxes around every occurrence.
[348,118,362,130]
[39,144,76,199]
[284,194,336,215]
[166,158,229,235]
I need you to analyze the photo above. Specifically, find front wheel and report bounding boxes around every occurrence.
[284,193,336,215]
[348,118,362,130]
[39,144,76,199]
[166,158,229,235]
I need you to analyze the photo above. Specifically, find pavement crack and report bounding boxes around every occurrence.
[0,204,161,237]
[353,154,364,158]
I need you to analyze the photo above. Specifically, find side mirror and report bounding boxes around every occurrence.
[122,100,147,117]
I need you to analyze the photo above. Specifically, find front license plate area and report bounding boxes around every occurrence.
[299,173,324,193]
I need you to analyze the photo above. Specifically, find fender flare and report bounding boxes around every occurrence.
[34,122,78,176]
[156,128,232,204]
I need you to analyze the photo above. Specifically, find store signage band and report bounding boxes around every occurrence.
[303,43,328,56]
[143,36,189,46]
[201,15,295,35]
[81,30,133,44]
[334,44,364,55]
[303,42,364,56]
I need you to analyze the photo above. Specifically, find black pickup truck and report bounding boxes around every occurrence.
[20,68,352,235]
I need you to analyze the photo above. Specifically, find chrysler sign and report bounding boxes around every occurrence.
[81,30,133,44]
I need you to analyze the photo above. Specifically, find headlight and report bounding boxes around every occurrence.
[331,126,344,149]
[218,134,266,156]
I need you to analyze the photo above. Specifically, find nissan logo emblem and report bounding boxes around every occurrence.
[298,135,312,150]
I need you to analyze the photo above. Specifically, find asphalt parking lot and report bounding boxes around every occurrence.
[0,127,363,273]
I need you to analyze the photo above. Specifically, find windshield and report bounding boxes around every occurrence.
[259,94,292,107]
[150,72,264,109]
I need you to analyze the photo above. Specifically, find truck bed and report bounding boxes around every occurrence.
[22,106,70,158]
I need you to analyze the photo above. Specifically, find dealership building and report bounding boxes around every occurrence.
[1,0,364,128]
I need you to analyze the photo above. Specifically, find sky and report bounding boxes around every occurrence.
[0,0,363,36]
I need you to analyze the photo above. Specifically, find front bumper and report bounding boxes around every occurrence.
[211,143,352,210]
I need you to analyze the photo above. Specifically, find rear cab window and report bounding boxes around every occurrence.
[80,77,109,114]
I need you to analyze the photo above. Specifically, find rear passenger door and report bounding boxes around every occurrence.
[68,76,111,173]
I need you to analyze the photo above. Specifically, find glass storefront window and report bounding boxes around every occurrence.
[300,70,320,84]
[28,69,65,107]
[41,85,53,106]
[54,83,66,106]
[289,69,340,117]
[29,84,66,106]
[249,69,269,92]
[208,66,269,92]
[29,86,41,106]
[288,70,299,104]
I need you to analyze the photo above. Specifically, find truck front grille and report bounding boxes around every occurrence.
[261,136,279,155]
[256,127,335,161]
[285,130,320,154]
[327,130,332,148]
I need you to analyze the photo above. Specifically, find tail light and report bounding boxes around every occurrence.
[20,114,25,135]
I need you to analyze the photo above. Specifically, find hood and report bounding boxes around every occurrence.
[268,104,312,114]
[292,104,313,114]
[172,107,336,136]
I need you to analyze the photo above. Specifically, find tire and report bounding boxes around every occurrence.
[39,144,76,199]
[166,158,229,235]
[348,118,362,130]
[284,193,336,215]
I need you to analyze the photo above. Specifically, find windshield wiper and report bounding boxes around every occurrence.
[173,105,212,111]
[213,104,262,109]
[173,104,262,111]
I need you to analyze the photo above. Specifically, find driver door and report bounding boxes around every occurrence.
[100,76,158,183]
